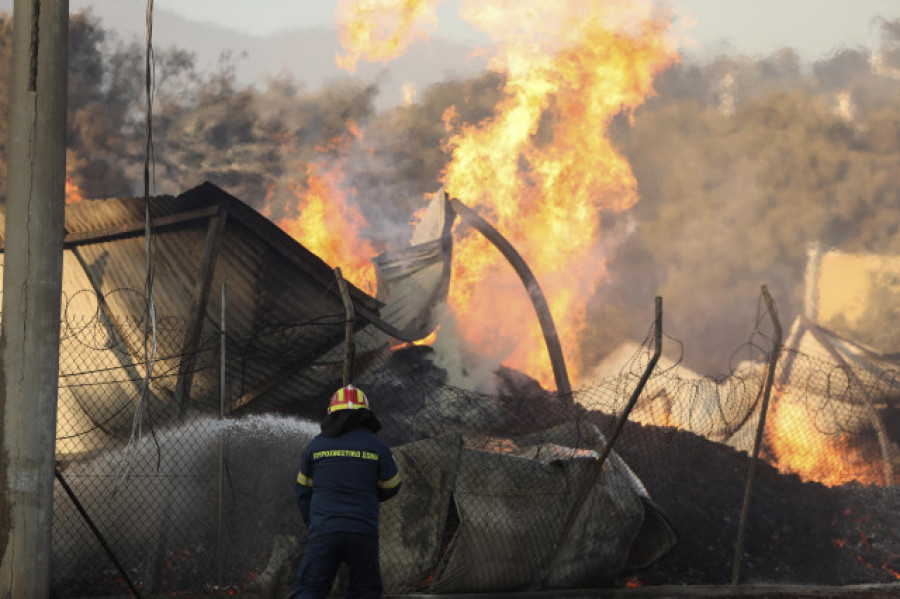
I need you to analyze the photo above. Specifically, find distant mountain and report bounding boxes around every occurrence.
[0,0,489,111]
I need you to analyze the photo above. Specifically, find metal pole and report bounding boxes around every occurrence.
[448,198,572,401]
[55,469,142,598]
[216,283,227,589]
[0,1,68,596]
[731,284,782,584]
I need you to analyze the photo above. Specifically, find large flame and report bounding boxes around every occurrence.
[335,0,677,387]
[439,1,677,387]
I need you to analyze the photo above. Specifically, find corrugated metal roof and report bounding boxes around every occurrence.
[0,182,453,458]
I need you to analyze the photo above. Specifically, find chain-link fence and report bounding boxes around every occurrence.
[49,291,900,597]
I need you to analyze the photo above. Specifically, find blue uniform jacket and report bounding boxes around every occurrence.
[295,427,401,536]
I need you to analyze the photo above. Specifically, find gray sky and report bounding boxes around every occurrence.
[149,0,898,60]
[676,0,898,60]
[1,0,897,61]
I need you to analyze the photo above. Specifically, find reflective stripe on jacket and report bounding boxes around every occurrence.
[296,427,401,536]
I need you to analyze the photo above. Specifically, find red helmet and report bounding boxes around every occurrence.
[328,384,370,414]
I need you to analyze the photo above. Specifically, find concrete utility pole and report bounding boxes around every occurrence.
[0,0,69,597]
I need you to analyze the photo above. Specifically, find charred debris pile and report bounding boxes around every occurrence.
[354,344,900,588]
[606,415,900,586]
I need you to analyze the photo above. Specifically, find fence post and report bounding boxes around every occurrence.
[595,296,663,469]
[334,268,355,386]
[55,468,142,598]
[731,284,782,584]
[216,283,227,589]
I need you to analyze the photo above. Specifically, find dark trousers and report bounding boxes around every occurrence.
[293,531,383,599]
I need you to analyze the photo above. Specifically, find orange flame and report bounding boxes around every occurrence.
[65,172,84,204]
[331,0,677,388]
[335,0,439,72]
[264,128,377,293]
[440,0,678,387]
[391,325,441,351]
[765,394,887,487]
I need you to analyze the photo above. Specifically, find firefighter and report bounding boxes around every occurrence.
[292,384,402,599]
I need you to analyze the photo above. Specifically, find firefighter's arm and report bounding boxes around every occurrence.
[296,473,312,525]
[296,451,313,526]
[377,449,401,502]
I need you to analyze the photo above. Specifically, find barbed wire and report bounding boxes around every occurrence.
[36,287,900,595]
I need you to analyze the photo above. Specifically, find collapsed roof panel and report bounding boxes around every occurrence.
[373,192,455,341]
[2,181,453,457]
